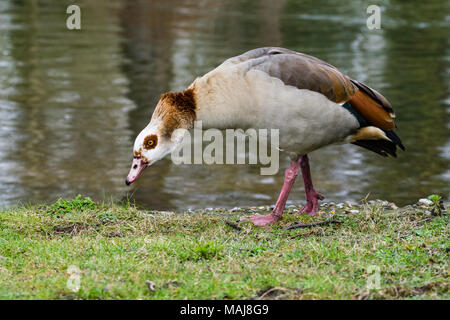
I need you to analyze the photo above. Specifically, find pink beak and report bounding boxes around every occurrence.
[125,157,149,185]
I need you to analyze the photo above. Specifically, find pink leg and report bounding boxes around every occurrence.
[242,160,299,226]
[298,154,324,216]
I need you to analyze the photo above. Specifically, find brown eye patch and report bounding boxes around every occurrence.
[143,134,158,150]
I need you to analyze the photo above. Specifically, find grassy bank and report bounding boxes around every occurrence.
[0,196,448,300]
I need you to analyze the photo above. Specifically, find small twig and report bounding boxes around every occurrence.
[289,230,317,239]
[283,219,342,230]
[254,287,287,300]
[224,220,243,231]
[416,217,434,224]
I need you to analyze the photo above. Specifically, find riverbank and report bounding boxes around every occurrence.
[0,196,448,299]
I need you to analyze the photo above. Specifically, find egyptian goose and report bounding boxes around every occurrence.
[126,47,404,226]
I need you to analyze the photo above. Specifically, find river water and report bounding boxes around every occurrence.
[0,0,448,209]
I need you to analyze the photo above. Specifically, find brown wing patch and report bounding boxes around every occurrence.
[318,65,356,103]
[257,51,357,104]
[349,90,395,131]
[350,80,394,115]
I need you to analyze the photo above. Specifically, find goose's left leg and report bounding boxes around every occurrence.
[242,160,299,226]
[298,154,324,215]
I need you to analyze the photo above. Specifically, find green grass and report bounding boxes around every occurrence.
[0,196,448,299]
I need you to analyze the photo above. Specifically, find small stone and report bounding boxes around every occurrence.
[390,203,398,210]
[345,201,357,207]
[337,203,344,209]
[160,211,174,216]
[418,199,433,206]
[146,280,156,292]
[350,209,360,214]
[230,207,240,212]
[104,285,112,291]
[328,202,336,207]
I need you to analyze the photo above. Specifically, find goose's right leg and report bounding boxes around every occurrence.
[242,160,299,226]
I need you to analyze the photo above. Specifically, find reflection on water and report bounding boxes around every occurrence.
[0,0,448,209]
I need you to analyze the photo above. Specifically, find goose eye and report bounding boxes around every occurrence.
[143,134,158,150]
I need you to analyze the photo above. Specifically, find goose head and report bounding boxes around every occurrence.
[125,89,196,185]
[125,120,173,185]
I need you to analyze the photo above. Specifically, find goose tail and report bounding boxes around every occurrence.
[343,80,405,157]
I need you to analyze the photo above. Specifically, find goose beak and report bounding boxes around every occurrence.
[125,157,149,185]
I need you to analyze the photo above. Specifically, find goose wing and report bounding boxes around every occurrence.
[224,47,396,131]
